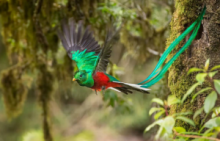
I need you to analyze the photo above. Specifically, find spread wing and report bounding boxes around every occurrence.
[93,29,119,73]
[93,33,112,73]
[58,19,101,72]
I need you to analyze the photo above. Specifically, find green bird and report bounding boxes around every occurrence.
[58,7,206,94]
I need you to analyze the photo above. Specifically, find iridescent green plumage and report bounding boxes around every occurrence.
[71,49,98,72]
[74,70,94,87]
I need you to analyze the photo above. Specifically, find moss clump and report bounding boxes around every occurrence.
[0,66,28,119]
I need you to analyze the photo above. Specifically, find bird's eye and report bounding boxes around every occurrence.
[80,74,82,77]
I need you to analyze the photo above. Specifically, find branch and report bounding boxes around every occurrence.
[164,104,169,116]
[173,129,220,141]
[147,47,162,56]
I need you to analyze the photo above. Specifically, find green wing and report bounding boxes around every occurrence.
[58,19,101,72]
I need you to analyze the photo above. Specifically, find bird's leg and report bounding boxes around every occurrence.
[95,89,97,95]
[101,86,106,95]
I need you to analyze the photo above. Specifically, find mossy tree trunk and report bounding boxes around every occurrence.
[167,0,220,130]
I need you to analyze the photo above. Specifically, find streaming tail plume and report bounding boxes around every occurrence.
[139,6,206,88]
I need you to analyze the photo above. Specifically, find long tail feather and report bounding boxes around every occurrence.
[138,21,198,85]
[113,81,150,94]
[139,6,206,88]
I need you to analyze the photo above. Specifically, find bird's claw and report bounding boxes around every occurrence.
[101,86,106,95]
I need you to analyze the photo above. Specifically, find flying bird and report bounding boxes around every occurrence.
[58,7,206,94]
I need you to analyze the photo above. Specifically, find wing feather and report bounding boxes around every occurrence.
[58,19,101,72]
[93,29,119,73]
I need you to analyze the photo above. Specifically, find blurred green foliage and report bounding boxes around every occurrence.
[22,130,44,141]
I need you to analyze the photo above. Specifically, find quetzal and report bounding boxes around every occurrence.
[58,7,206,94]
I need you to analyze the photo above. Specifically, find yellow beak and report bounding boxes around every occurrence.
[72,78,76,81]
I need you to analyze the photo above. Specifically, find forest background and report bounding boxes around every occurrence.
[0,0,220,141]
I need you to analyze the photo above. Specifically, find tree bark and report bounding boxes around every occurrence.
[167,0,220,130]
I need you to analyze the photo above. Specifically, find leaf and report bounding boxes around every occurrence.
[211,65,220,71]
[173,111,193,117]
[179,132,202,135]
[144,119,164,133]
[191,139,206,141]
[193,107,204,120]
[203,128,215,136]
[176,116,195,127]
[174,138,187,141]
[163,116,175,134]
[149,107,165,116]
[214,80,220,95]
[208,71,218,78]
[154,116,175,139]
[173,127,186,133]
[152,98,164,106]
[188,68,203,75]
[167,95,181,106]
[196,73,207,84]
[212,107,220,118]
[204,59,210,71]
[155,126,166,140]
[154,110,165,120]
[182,82,200,103]
[191,87,212,103]
[204,91,217,113]
[204,117,220,128]
[109,99,115,107]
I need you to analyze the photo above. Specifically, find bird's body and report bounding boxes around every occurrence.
[91,72,121,91]
[58,7,206,94]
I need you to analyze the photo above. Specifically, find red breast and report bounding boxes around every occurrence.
[91,72,121,90]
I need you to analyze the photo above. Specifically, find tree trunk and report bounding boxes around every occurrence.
[167,0,220,130]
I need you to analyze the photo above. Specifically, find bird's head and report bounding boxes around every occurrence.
[73,70,87,84]
[72,70,94,87]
